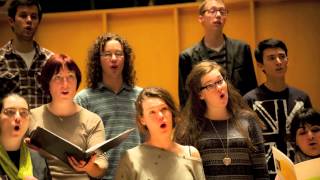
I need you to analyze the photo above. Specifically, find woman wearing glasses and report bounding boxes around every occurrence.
[176,61,269,179]
[29,54,108,179]
[0,93,48,179]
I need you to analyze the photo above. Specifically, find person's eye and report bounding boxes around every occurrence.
[216,79,223,85]
[6,109,17,116]
[298,130,307,135]
[19,14,28,18]
[31,14,38,20]
[279,55,286,60]
[311,126,320,133]
[115,51,123,56]
[19,110,29,118]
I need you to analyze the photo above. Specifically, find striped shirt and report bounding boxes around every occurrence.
[75,83,142,180]
[197,115,269,180]
[0,40,52,109]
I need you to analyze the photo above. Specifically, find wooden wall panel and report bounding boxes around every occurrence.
[107,10,179,100]
[35,13,104,90]
[0,1,319,109]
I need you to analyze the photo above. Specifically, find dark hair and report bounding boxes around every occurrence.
[8,0,43,21]
[254,38,288,64]
[135,87,180,137]
[176,60,260,148]
[39,54,82,94]
[199,0,225,15]
[0,93,29,112]
[290,108,320,143]
[87,33,136,89]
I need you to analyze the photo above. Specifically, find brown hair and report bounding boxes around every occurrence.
[176,60,261,150]
[135,87,180,138]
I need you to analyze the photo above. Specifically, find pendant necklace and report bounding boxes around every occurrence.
[209,119,231,166]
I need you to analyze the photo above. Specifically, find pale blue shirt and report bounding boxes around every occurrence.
[75,82,142,180]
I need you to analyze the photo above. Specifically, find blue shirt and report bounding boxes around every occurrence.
[75,83,142,180]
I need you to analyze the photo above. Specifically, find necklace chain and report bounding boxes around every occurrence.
[209,120,229,157]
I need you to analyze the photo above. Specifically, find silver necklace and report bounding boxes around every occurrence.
[209,119,231,166]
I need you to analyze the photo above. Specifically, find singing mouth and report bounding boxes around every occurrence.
[160,123,167,129]
[14,125,20,131]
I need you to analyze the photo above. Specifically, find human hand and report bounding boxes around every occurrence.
[67,153,97,173]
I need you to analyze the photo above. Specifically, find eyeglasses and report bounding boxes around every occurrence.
[51,74,76,84]
[203,8,228,16]
[2,108,30,118]
[201,78,225,91]
[100,51,124,59]
[266,54,288,62]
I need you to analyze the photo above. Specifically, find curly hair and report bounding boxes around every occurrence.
[176,60,261,149]
[87,33,136,89]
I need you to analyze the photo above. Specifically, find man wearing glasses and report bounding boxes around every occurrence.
[178,0,257,107]
[244,38,312,179]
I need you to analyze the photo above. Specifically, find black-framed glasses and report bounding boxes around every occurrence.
[1,108,30,118]
[100,51,124,59]
[200,78,225,91]
[203,8,228,16]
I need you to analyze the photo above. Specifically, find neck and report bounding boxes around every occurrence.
[102,76,123,93]
[205,107,230,120]
[146,135,175,151]
[48,101,78,116]
[204,31,224,49]
[0,136,21,151]
[264,78,287,92]
[12,37,34,53]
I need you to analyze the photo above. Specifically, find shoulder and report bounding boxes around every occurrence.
[30,105,46,114]
[288,86,309,97]
[180,144,201,159]
[132,86,143,94]
[75,88,93,98]
[243,87,260,100]
[180,41,203,58]
[225,35,250,47]
[79,106,101,120]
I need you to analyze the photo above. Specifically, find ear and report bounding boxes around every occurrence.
[199,91,205,100]
[257,62,265,72]
[8,17,14,26]
[198,15,204,24]
[139,116,146,126]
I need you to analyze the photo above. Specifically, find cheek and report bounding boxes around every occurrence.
[296,136,308,148]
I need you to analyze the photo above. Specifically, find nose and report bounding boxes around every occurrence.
[307,130,315,140]
[26,15,32,22]
[157,111,165,121]
[14,113,22,123]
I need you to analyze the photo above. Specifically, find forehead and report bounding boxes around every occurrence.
[205,0,225,9]
[103,39,122,50]
[3,96,28,109]
[54,65,74,74]
[263,47,285,57]
[142,97,167,111]
[201,69,222,84]
[16,5,38,14]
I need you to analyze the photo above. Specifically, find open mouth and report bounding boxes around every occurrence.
[160,123,167,129]
[14,126,20,131]
[220,93,225,98]
[62,91,69,95]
